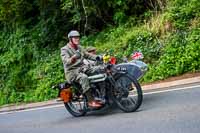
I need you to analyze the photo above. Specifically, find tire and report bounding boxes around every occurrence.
[64,84,87,117]
[112,74,143,112]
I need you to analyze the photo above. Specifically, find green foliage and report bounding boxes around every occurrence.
[82,26,162,64]
[167,0,200,29]
[143,27,200,82]
[0,28,64,105]
[60,0,166,33]
[0,0,200,106]
[0,0,34,25]
[0,28,36,105]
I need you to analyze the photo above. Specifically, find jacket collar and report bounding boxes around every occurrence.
[67,43,81,53]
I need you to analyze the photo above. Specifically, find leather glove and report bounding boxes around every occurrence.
[75,51,81,59]
[96,55,103,62]
[71,51,81,64]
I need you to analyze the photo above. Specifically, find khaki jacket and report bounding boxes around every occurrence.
[61,43,97,73]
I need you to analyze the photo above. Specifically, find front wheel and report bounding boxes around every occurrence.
[112,74,143,112]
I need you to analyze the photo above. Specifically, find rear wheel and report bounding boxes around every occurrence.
[64,85,87,117]
[112,74,143,112]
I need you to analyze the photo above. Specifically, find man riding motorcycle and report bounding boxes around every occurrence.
[60,30,102,108]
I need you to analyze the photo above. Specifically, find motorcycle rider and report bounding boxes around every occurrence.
[60,30,102,108]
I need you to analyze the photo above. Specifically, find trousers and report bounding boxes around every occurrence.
[65,65,100,93]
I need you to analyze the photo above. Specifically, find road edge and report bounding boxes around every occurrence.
[142,76,200,90]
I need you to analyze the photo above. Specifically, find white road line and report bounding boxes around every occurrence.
[0,84,200,115]
[143,84,200,95]
[0,104,64,115]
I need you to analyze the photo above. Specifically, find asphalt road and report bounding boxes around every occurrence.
[0,83,200,133]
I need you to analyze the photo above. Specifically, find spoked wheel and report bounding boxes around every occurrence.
[112,74,143,112]
[64,85,87,117]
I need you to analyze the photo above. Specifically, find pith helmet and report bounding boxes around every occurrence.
[68,30,80,39]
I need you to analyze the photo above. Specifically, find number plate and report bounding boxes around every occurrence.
[116,67,127,71]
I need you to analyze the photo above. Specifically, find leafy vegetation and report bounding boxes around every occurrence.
[0,0,199,105]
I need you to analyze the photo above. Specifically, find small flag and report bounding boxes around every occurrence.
[132,52,143,60]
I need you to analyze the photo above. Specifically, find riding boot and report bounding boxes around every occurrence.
[85,90,93,102]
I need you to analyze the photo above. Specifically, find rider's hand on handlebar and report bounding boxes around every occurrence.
[71,52,81,63]
[96,55,103,62]
[75,52,81,59]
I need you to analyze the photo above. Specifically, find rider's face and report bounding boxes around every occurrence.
[71,36,80,45]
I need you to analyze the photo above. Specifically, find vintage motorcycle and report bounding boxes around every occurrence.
[52,52,147,117]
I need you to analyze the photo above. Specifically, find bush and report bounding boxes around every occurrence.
[143,27,200,82]
[0,28,64,105]
[167,0,200,29]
